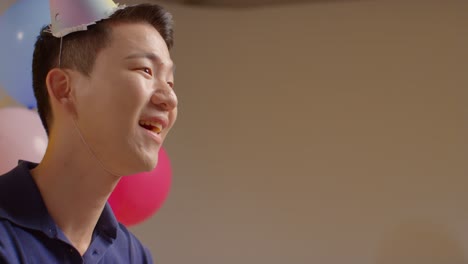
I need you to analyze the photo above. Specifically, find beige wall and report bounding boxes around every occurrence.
[2,0,468,263]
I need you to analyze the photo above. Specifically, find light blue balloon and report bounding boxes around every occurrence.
[0,0,50,108]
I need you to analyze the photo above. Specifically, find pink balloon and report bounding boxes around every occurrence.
[108,147,172,226]
[0,107,48,174]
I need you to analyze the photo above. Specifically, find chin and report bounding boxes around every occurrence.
[138,154,159,173]
[119,144,160,175]
[112,154,157,176]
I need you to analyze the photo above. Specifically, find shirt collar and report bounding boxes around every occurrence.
[0,160,118,240]
[97,203,118,239]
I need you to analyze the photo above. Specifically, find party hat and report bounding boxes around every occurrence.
[48,0,124,38]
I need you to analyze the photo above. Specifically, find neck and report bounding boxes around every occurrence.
[31,128,121,255]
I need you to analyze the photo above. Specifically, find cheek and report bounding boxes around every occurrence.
[109,77,149,110]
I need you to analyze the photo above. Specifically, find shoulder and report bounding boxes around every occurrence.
[0,220,25,264]
[0,165,32,264]
[114,223,154,264]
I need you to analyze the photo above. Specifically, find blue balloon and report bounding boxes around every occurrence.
[0,0,50,108]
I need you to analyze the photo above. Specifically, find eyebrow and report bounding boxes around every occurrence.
[124,52,176,75]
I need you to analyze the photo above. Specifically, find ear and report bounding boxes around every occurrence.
[46,68,77,116]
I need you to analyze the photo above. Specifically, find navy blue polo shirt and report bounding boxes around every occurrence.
[0,161,153,264]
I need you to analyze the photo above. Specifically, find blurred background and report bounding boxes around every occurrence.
[1,0,467,263]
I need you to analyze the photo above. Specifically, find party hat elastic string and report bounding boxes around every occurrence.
[72,118,124,177]
[58,37,63,68]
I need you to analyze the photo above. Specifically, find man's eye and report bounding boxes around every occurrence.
[139,67,152,76]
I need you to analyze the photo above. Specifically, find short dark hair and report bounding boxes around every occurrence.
[32,4,174,135]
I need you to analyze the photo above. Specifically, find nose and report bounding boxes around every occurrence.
[151,81,177,111]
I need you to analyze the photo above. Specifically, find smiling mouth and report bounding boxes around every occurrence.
[139,120,163,134]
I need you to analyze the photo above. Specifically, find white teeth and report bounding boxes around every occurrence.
[139,120,163,134]
[152,123,163,134]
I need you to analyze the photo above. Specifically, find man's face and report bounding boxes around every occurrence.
[72,22,177,175]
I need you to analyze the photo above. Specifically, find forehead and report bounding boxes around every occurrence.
[105,22,171,61]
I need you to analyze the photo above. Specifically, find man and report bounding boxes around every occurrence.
[0,2,178,263]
